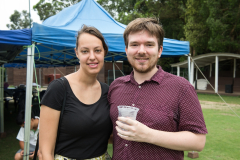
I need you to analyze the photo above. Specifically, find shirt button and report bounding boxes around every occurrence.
[139,86,141,88]
[125,144,128,147]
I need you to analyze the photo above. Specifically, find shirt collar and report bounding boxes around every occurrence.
[124,65,165,85]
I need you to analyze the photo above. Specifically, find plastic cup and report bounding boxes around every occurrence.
[117,105,139,120]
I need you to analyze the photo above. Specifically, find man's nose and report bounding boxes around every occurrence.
[138,44,146,54]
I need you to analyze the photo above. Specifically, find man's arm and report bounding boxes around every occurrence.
[116,117,206,152]
[19,141,24,150]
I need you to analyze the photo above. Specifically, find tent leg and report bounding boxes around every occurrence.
[177,66,180,76]
[112,55,116,80]
[190,60,194,85]
[23,44,35,160]
[188,55,191,82]
[0,65,5,136]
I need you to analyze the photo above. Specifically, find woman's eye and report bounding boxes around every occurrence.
[95,49,102,53]
[81,50,88,53]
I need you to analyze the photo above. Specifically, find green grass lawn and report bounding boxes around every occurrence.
[0,109,20,160]
[197,93,240,105]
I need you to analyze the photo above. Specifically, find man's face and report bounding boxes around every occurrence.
[125,30,163,73]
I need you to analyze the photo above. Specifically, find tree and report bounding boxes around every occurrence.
[184,0,210,56]
[185,0,240,55]
[33,0,81,21]
[206,0,240,54]
[6,10,32,30]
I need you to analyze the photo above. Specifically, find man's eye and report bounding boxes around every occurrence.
[130,44,138,46]
[146,44,154,46]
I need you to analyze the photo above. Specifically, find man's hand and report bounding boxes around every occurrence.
[116,117,152,143]
[20,150,24,156]
[29,151,35,159]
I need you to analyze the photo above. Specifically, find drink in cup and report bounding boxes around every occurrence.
[117,105,139,131]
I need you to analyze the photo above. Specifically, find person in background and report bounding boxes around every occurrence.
[39,25,112,160]
[4,81,9,89]
[14,110,39,160]
[108,18,208,160]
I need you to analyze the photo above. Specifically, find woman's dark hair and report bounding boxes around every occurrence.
[75,25,108,56]
[16,110,35,126]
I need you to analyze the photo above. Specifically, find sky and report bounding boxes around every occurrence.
[0,0,42,30]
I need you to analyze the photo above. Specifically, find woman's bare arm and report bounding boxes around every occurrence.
[38,105,60,160]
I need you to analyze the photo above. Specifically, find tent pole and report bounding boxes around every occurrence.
[112,56,116,80]
[196,68,198,80]
[23,44,35,160]
[190,60,194,85]
[177,66,180,76]
[0,65,4,134]
[188,54,191,82]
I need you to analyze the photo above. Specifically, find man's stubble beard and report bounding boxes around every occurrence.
[127,56,159,73]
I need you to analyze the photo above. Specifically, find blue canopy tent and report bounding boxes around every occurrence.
[0,28,39,156]
[31,0,190,62]
[0,29,32,65]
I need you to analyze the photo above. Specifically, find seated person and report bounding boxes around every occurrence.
[14,110,39,160]
[4,82,9,89]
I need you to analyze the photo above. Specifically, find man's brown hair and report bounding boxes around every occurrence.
[76,25,108,56]
[123,18,164,50]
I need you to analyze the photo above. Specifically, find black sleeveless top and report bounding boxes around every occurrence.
[41,78,112,159]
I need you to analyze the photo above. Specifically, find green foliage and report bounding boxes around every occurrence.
[179,56,187,62]
[158,57,175,72]
[33,0,81,21]
[185,0,240,55]
[98,0,187,40]
[184,0,210,55]
[6,10,32,30]
[206,0,240,53]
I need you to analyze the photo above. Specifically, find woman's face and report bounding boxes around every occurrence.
[75,33,105,75]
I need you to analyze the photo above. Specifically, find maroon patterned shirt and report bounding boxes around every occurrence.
[108,66,208,160]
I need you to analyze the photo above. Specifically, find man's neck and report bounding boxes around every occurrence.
[133,66,158,84]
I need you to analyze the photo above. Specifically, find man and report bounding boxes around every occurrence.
[14,110,39,160]
[108,18,208,160]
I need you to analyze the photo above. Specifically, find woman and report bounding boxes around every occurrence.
[39,25,112,160]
